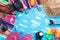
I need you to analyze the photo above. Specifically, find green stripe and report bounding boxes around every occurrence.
[0,0,10,5]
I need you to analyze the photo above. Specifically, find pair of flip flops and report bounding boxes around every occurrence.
[6,32,32,40]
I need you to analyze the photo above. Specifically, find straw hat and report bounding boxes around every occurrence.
[44,0,60,17]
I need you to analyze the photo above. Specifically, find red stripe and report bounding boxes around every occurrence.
[40,0,44,4]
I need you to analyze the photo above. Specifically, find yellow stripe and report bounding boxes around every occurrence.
[30,0,34,6]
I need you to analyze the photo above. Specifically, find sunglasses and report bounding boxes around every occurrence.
[0,19,14,32]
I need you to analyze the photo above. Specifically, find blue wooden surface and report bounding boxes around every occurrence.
[0,4,60,40]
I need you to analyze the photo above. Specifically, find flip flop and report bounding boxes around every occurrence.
[6,32,20,40]
[21,34,32,40]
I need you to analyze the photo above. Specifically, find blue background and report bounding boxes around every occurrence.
[0,5,60,40]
